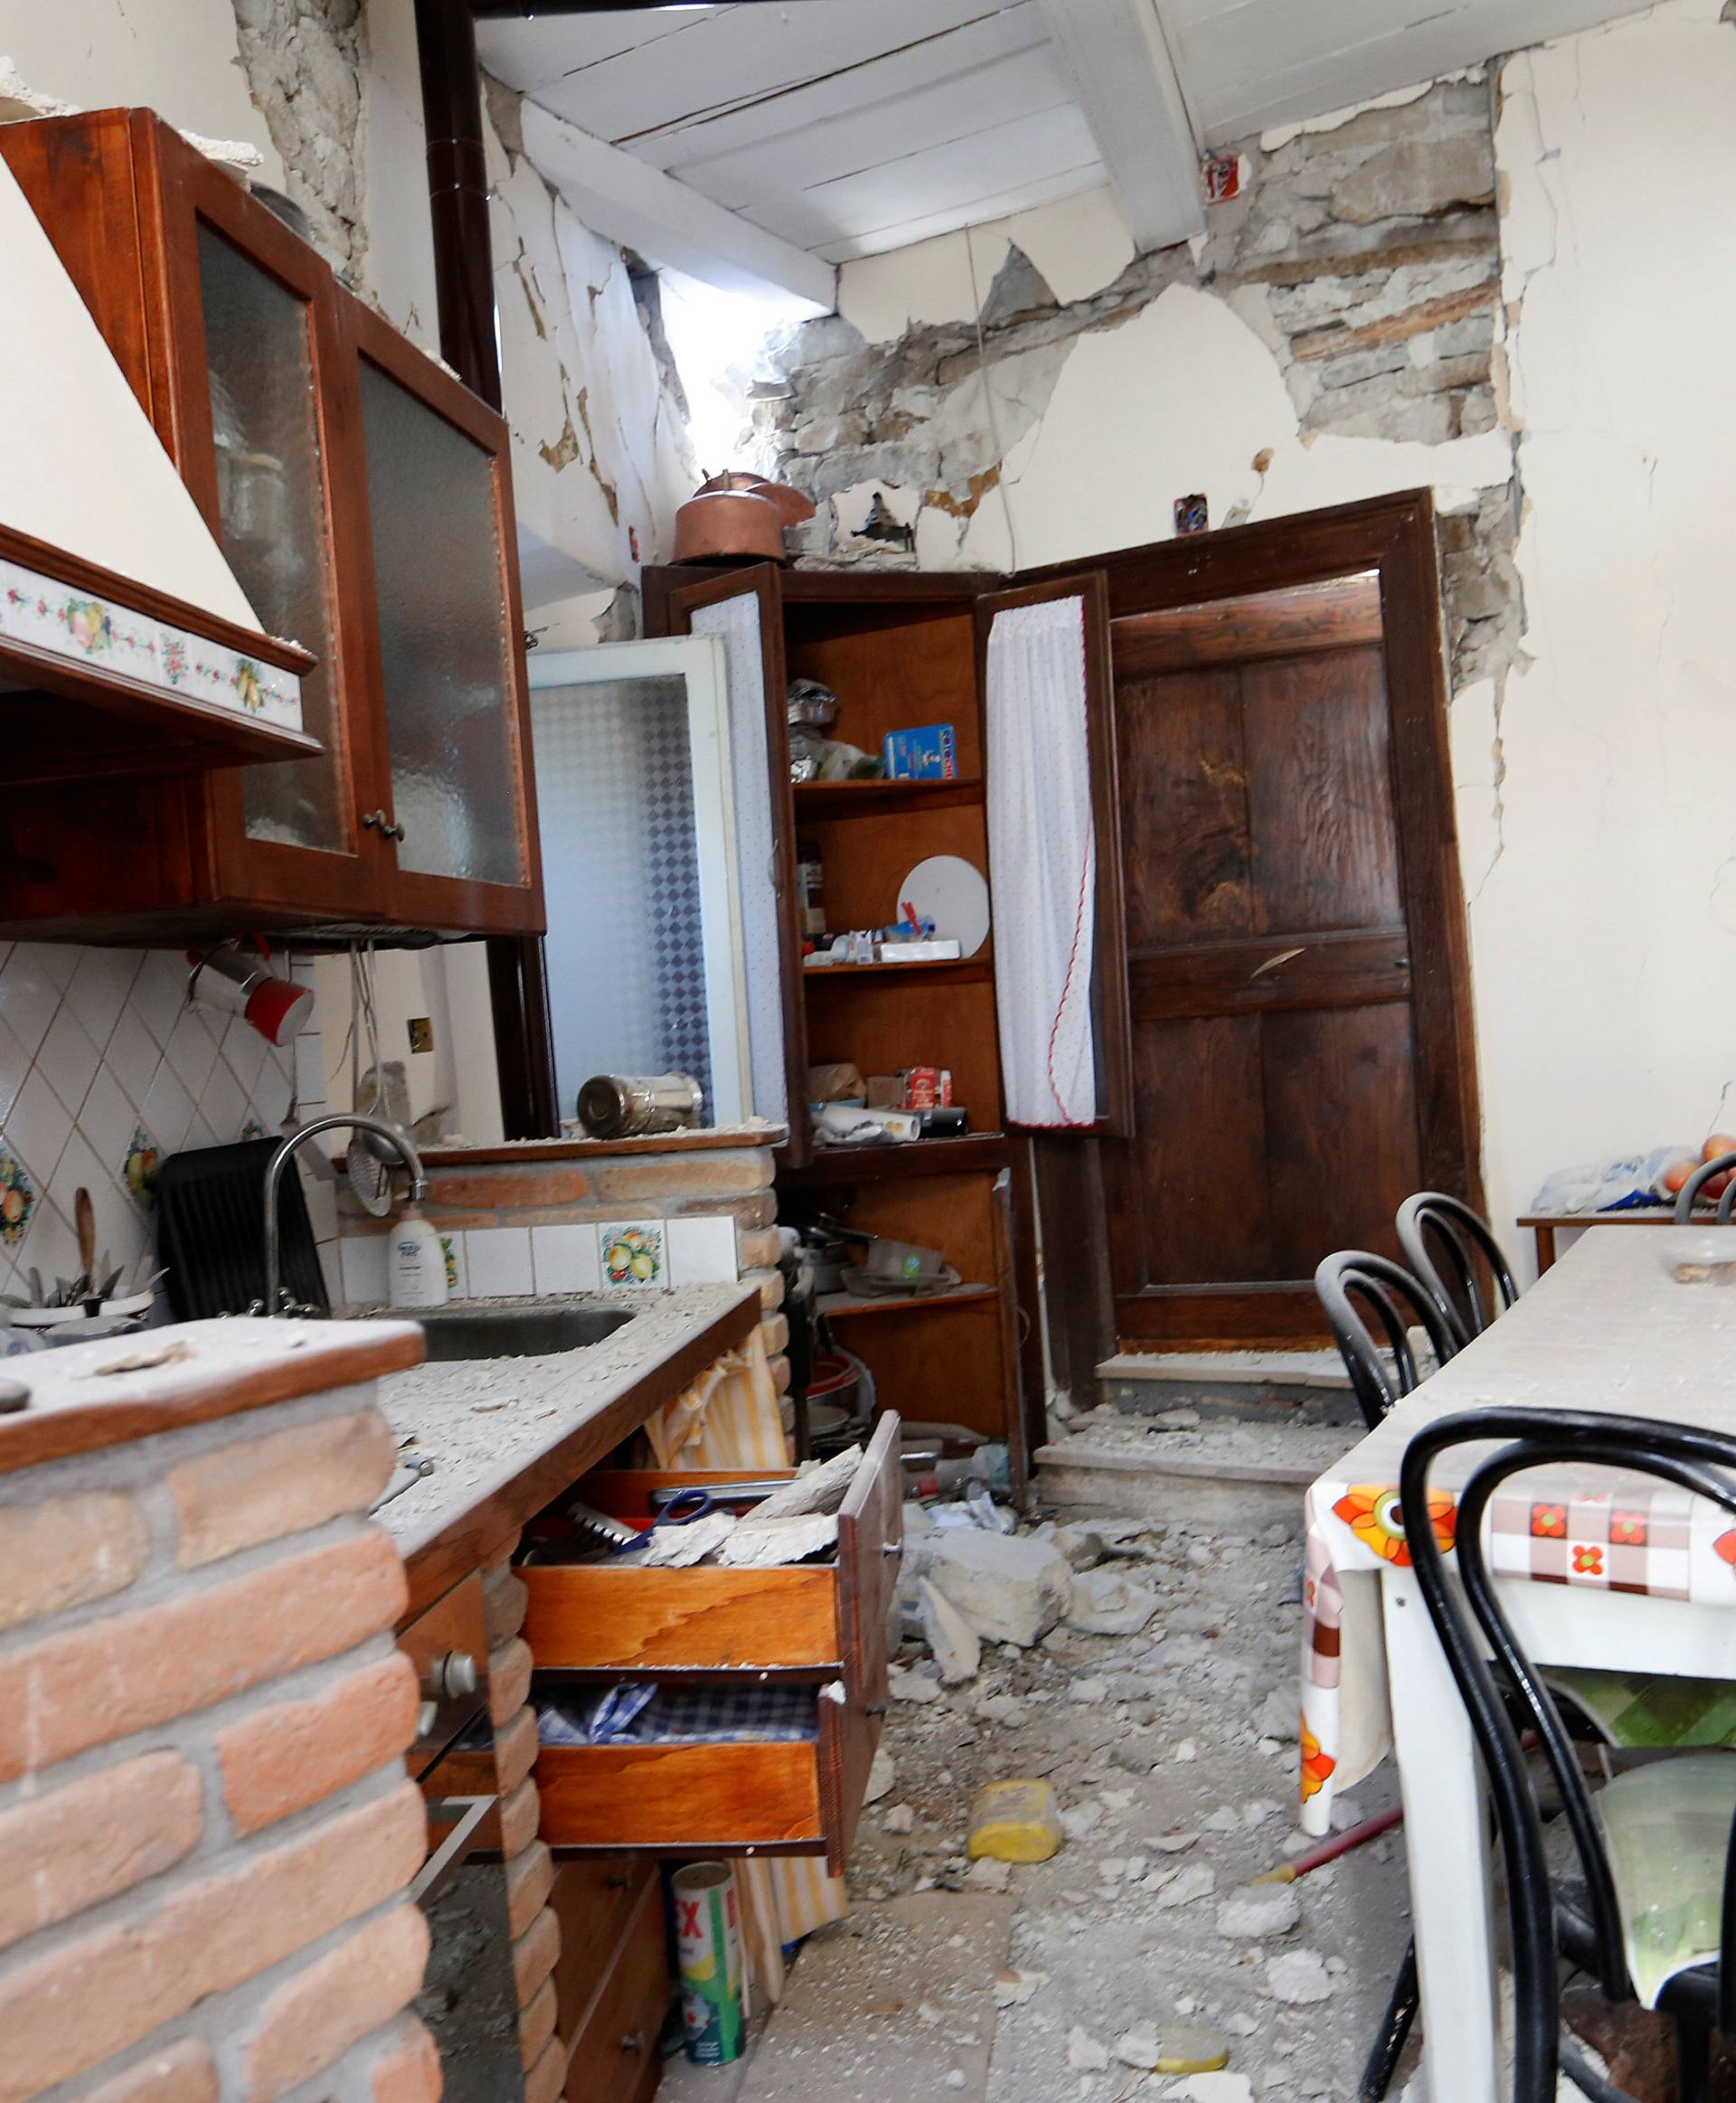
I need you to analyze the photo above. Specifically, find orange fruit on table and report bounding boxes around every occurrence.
[1703,1135,1736,1162]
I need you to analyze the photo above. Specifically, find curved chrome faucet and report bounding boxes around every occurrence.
[260,1113,427,1317]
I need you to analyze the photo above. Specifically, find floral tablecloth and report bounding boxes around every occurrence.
[1299,1457,1736,1834]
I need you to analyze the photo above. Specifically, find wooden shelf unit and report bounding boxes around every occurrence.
[650,567,1041,1485]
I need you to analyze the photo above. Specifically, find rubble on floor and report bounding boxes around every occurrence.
[707,1487,1414,2102]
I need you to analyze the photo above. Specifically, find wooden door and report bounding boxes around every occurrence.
[1102,564,1474,1345]
[976,572,1133,1138]
[662,568,807,1157]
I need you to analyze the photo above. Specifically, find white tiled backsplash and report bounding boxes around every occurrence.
[0,942,307,1303]
[336,1212,740,1307]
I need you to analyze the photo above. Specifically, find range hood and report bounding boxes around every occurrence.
[0,154,316,780]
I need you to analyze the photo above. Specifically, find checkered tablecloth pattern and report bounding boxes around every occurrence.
[1299,1465,1736,1834]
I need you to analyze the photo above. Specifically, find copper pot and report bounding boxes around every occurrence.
[672,487,788,564]
[695,472,816,528]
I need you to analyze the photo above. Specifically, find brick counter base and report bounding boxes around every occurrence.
[0,1377,437,2103]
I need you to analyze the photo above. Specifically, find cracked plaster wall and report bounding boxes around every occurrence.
[767,5,1736,1267]
[0,0,437,344]
[1474,0,1736,1258]
[484,76,695,641]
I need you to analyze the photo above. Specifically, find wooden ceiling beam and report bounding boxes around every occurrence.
[1036,0,1203,256]
[519,98,836,314]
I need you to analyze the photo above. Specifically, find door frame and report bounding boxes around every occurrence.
[524,636,752,1129]
[1021,487,1483,1352]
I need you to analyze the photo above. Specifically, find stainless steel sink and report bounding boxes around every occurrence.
[415,1306,635,1362]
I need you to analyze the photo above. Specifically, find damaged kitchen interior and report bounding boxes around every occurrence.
[3,2,1736,2101]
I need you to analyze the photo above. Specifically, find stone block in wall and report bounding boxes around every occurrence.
[494,1703,541,1797]
[519,1974,559,2070]
[241,1902,430,2102]
[1330,136,1495,226]
[361,2018,443,2103]
[489,1636,534,1726]
[483,1566,530,1649]
[504,1840,555,1941]
[81,2040,220,2103]
[760,1312,789,1358]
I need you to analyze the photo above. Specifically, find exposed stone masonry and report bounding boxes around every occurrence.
[761,74,1524,703]
[229,0,369,279]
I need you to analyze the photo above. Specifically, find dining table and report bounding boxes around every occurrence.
[1298,1224,1736,2103]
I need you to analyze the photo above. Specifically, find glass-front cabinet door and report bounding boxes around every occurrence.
[160,142,392,921]
[339,291,543,935]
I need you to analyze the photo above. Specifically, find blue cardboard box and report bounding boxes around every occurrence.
[882,723,958,779]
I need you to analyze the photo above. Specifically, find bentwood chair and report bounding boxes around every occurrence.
[1396,1193,1520,1349]
[1675,1153,1736,1225]
[1401,1406,1736,2103]
[1314,1250,1461,1431]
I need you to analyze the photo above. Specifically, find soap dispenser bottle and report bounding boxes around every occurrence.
[388,1200,449,1309]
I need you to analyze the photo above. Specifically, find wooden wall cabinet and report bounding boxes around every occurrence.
[0,109,542,944]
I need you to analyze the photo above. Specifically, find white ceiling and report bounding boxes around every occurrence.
[478,0,1651,289]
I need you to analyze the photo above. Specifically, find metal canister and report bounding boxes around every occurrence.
[576,1072,703,1139]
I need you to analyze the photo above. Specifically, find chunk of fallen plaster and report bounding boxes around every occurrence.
[1118,2027,1231,2076]
[1179,2076,1253,2102]
[1149,1863,1216,1909]
[889,1664,942,1702]
[993,1968,1046,2007]
[1266,1949,1335,2004]
[906,1527,1072,1647]
[1215,1883,1301,1939]
[1068,1564,1160,1636]
[919,1578,982,1684]
[966,1854,1012,1892]
[865,1746,896,1804]
[1067,2027,1110,2071]
[1116,2028,1163,2070]
[882,1803,915,1834]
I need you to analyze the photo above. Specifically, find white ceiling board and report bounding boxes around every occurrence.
[1039,0,1203,253]
[1169,0,1658,138]
[478,5,731,97]
[519,99,835,314]
[627,4,1051,174]
[506,0,1012,147]
[672,44,1074,215]
[750,101,1101,256]
[815,163,1111,265]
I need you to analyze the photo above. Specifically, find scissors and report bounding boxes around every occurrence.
[611,1485,716,1553]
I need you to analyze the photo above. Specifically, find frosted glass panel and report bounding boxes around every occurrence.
[198,225,343,850]
[357,359,524,887]
[533,674,715,1119]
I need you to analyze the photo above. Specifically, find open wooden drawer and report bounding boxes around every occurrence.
[523,1412,901,1876]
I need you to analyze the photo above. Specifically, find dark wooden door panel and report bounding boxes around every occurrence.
[1127,932,1411,1022]
[1263,1003,1421,1278]
[1116,667,1251,948]
[1116,1014,1270,1294]
[1241,646,1402,935]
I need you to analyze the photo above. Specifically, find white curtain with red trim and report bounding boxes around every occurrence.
[986,594,1098,1127]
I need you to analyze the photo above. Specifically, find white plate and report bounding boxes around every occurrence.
[897,855,991,957]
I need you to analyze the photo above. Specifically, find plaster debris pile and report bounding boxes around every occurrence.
[740,1489,1411,2102]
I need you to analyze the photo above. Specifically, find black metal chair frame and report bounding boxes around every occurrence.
[1674,1151,1736,1224]
[1396,1192,1519,1349]
[1315,1250,1461,1431]
[1400,1406,1736,2103]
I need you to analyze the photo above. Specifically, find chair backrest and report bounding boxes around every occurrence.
[1399,1406,1736,2102]
[1313,1250,1460,1430]
[1396,1191,1519,1347]
[1675,1152,1736,1223]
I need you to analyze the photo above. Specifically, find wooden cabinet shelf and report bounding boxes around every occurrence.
[802,953,992,985]
[793,778,983,817]
[780,1134,1011,1184]
[817,1282,998,1318]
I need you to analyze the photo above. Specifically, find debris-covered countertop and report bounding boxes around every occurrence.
[372,1284,759,1614]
